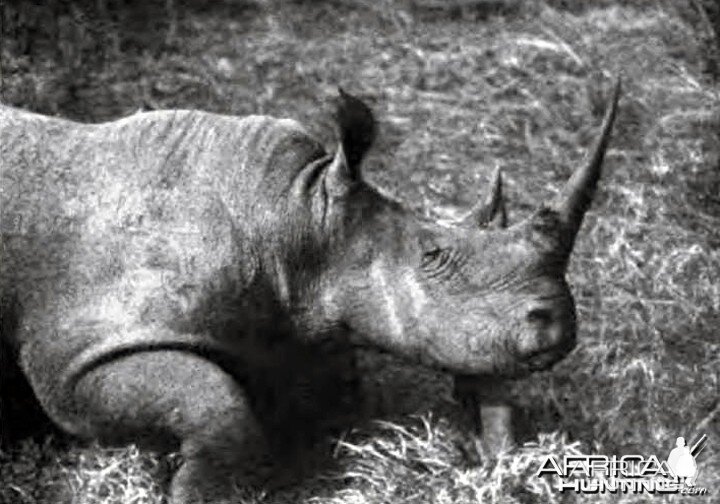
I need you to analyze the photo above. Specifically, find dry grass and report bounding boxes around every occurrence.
[1,0,719,503]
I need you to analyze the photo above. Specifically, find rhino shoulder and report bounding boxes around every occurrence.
[231,114,327,170]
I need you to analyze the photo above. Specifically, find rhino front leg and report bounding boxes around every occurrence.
[69,351,269,504]
[453,375,514,461]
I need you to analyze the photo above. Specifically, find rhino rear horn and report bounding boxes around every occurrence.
[467,166,507,229]
[551,77,621,240]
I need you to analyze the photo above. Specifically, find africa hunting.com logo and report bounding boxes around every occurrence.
[537,434,708,495]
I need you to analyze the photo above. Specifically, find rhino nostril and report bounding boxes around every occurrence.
[526,307,554,325]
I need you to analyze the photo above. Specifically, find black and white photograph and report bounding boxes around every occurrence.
[1,1,718,503]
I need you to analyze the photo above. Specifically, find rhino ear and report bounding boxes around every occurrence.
[325,88,376,198]
[335,87,376,171]
[466,166,507,229]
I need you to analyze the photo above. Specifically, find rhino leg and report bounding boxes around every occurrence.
[70,351,269,504]
[454,375,514,462]
[479,403,514,453]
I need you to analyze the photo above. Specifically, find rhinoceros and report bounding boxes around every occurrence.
[0,82,620,503]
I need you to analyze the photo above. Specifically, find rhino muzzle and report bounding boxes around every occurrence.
[516,297,577,373]
[516,78,621,371]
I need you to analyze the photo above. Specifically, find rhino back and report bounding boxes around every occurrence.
[1,106,327,422]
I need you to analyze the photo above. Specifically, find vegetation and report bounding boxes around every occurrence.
[1,0,718,502]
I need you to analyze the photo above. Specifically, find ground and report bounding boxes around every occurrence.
[1,1,719,503]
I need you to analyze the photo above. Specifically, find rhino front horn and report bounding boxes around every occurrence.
[467,166,507,229]
[551,77,621,239]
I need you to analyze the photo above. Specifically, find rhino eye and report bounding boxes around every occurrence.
[420,248,444,268]
[420,248,450,269]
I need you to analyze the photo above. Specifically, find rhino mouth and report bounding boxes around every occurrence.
[518,339,576,373]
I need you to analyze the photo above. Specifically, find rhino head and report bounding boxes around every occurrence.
[298,82,620,378]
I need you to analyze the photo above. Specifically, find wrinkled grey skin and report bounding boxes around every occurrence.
[0,83,619,503]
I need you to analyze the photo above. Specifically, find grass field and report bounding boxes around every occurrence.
[1,0,719,503]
